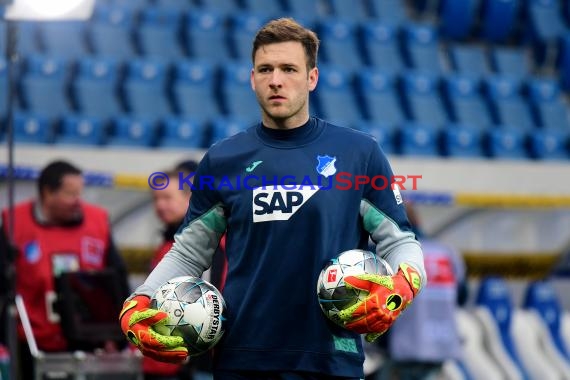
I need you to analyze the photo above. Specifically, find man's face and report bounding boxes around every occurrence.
[251,41,318,128]
[153,184,191,226]
[43,174,84,223]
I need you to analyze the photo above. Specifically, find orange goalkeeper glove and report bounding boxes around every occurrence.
[339,263,422,342]
[119,295,188,364]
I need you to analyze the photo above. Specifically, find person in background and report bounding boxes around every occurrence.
[0,160,130,379]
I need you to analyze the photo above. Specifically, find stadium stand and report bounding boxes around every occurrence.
[319,18,363,72]
[12,111,54,144]
[56,114,107,146]
[401,22,445,75]
[89,5,137,61]
[219,60,259,124]
[39,21,89,60]
[107,114,157,147]
[159,115,205,148]
[185,9,231,63]
[356,67,406,126]
[360,20,404,74]
[135,6,186,63]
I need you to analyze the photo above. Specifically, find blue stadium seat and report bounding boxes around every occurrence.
[73,57,122,119]
[155,0,196,11]
[476,277,530,380]
[361,21,404,74]
[57,114,107,146]
[195,0,241,15]
[136,6,185,62]
[401,70,449,128]
[219,61,259,124]
[368,0,409,26]
[0,57,7,122]
[314,65,362,127]
[12,111,54,144]
[490,47,533,82]
[107,115,157,147]
[242,0,285,15]
[560,34,570,91]
[319,18,363,72]
[480,0,519,42]
[357,121,397,155]
[440,123,484,158]
[185,9,231,63]
[527,0,567,43]
[15,22,41,55]
[39,21,89,59]
[172,59,220,123]
[229,11,272,61]
[524,281,570,360]
[439,0,480,40]
[0,22,6,59]
[159,116,205,148]
[209,116,251,146]
[327,0,370,21]
[284,0,323,21]
[398,122,439,157]
[356,68,406,126]
[123,59,172,121]
[484,75,535,131]
[527,77,570,132]
[401,23,444,75]
[20,55,71,119]
[443,74,493,130]
[107,0,149,11]
[448,44,491,79]
[528,129,569,160]
[89,5,136,61]
[486,126,527,159]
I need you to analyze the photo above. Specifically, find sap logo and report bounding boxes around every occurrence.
[252,185,320,222]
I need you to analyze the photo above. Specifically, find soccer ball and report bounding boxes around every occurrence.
[150,276,226,356]
[317,249,394,327]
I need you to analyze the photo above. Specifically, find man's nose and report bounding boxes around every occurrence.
[269,71,283,87]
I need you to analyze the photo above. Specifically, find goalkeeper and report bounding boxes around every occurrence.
[120,17,426,380]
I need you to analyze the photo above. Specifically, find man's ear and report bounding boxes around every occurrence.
[308,67,319,91]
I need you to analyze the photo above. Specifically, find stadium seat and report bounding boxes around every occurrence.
[185,9,231,63]
[401,70,449,128]
[172,59,220,124]
[0,21,5,59]
[195,0,241,16]
[318,18,363,72]
[39,21,89,60]
[486,126,527,159]
[455,308,506,380]
[159,116,205,148]
[229,11,271,61]
[14,22,41,55]
[448,44,491,80]
[474,277,529,380]
[484,75,535,132]
[401,23,445,75]
[136,6,185,62]
[398,122,439,157]
[107,115,157,147]
[360,21,404,74]
[209,116,251,146]
[19,55,72,119]
[123,58,173,121]
[106,0,149,12]
[480,0,519,42]
[357,121,397,155]
[56,114,107,146]
[89,5,137,61]
[219,61,259,124]
[489,47,533,82]
[241,0,285,15]
[526,0,568,67]
[443,74,493,131]
[528,128,569,160]
[440,123,484,158]
[327,0,370,21]
[527,77,570,132]
[368,0,409,26]
[355,68,406,126]
[73,57,122,119]
[0,57,7,122]
[12,111,54,144]
[314,65,362,127]
[438,0,480,40]
[524,281,570,361]
[154,0,196,11]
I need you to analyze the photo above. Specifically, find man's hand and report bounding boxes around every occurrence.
[119,295,188,363]
[339,263,422,342]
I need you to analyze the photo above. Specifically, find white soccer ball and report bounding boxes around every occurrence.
[151,276,226,356]
[317,249,394,327]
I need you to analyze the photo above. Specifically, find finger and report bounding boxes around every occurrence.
[129,309,168,326]
[141,346,188,364]
[338,301,364,322]
[343,275,373,292]
[147,329,186,350]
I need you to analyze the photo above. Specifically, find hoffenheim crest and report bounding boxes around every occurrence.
[316,155,337,178]
[24,241,41,263]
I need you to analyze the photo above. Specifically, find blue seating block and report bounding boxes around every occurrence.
[486,126,527,159]
[209,116,250,146]
[108,115,157,147]
[160,116,205,148]
[356,68,405,126]
[136,6,185,62]
[57,114,107,146]
[402,70,449,127]
[484,75,535,131]
[361,21,403,74]
[315,65,362,127]
[399,122,439,157]
[528,129,569,160]
[444,74,493,130]
[230,12,271,61]
[357,121,397,155]
[39,21,89,59]
[439,0,480,40]
[401,23,443,74]
[13,111,54,144]
[89,5,136,60]
[441,123,484,158]
[480,0,520,42]
[319,19,363,71]
[185,9,231,63]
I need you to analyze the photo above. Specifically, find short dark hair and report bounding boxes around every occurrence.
[252,17,320,70]
[38,160,82,198]
[174,159,199,173]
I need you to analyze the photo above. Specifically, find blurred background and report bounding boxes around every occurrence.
[1,0,570,379]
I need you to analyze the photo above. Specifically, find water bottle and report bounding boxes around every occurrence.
[0,344,9,380]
